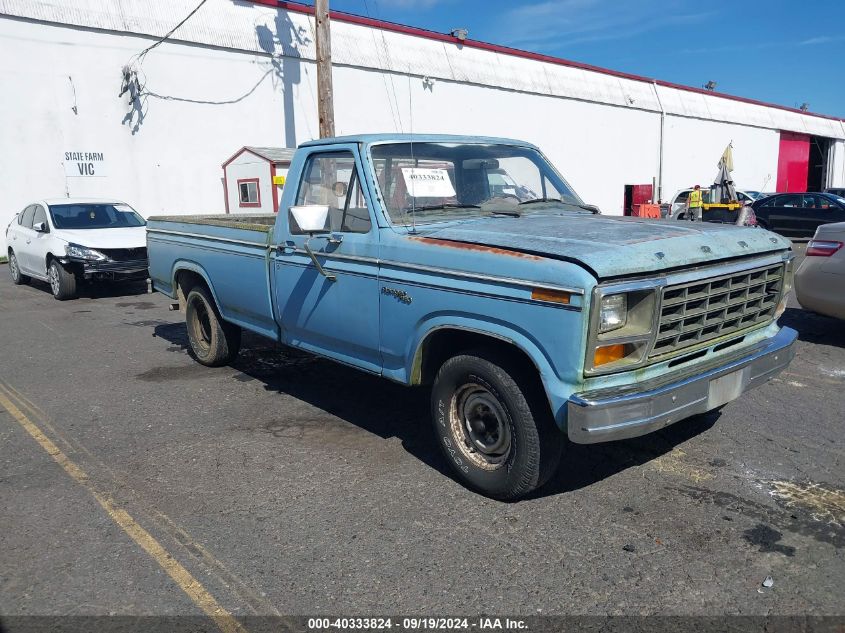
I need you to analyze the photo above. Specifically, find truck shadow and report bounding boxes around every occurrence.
[531,411,720,500]
[778,307,845,347]
[27,278,149,300]
[154,323,721,500]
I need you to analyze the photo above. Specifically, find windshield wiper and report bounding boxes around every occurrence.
[519,198,599,213]
[407,203,481,214]
[518,197,561,205]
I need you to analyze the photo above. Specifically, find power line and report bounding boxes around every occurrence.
[134,0,210,65]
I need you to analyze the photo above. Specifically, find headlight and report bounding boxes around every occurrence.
[66,243,107,261]
[586,285,660,375]
[599,294,627,333]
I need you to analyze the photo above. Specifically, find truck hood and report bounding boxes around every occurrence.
[426,213,791,278]
[57,226,147,249]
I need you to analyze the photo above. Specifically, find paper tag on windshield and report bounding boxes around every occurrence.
[401,168,456,198]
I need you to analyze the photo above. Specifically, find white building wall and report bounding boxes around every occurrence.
[1,0,844,254]
[829,141,845,189]
[661,117,781,198]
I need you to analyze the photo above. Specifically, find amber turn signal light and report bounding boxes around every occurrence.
[594,344,627,367]
[531,288,571,304]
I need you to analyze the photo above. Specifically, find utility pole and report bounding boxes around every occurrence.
[315,0,335,138]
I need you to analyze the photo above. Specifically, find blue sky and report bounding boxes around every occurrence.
[313,0,845,118]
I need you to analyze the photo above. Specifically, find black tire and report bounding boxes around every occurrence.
[7,250,29,285]
[48,259,77,300]
[185,285,241,367]
[431,351,562,500]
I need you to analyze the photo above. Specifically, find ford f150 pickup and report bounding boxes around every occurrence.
[147,134,797,500]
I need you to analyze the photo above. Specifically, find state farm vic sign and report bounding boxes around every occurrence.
[64,151,107,177]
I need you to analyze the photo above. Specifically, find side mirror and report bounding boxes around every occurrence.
[33,221,48,233]
[288,205,336,282]
[289,205,329,233]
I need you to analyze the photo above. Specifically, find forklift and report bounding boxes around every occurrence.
[680,143,755,226]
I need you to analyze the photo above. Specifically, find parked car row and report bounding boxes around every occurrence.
[5,198,149,299]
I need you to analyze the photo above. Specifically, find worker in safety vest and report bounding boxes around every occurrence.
[686,184,704,221]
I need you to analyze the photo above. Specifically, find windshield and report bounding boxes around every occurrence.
[370,142,583,225]
[49,203,146,230]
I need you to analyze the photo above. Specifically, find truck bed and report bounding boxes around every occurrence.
[146,214,280,340]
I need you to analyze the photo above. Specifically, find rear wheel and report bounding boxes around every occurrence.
[431,351,562,500]
[185,286,241,366]
[8,250,29,285]
[48,260,77,300]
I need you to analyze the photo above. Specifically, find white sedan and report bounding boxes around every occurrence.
[5,198,148,300]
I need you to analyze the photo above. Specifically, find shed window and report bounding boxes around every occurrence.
[238,179,261,207]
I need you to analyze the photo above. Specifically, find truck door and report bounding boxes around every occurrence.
[271,146,382,373]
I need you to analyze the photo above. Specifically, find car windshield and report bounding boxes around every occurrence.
[370,142,584,225]
[49,203,146,229]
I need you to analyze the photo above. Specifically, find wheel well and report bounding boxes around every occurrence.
[174,269,210,310]
[415,328,541,390]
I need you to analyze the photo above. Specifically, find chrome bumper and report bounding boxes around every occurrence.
[567,327,797,444]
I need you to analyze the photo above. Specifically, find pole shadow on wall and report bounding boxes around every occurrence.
[118,9,308,141]
[255,11,309,148]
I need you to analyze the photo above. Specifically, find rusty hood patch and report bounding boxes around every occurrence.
[427,213,791,278]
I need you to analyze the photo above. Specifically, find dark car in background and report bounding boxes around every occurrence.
[750,192,845,237]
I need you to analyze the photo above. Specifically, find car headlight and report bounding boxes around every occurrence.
[587,285,660,375]
[599,294,627,333]
[66,243,107,261]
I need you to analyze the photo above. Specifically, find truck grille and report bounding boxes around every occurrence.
[651,262,784,358]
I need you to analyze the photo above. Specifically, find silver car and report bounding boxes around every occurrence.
[794,222,845,320]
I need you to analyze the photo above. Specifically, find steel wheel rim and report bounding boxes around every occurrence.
[48,264,60,295]
[449,382,512,470]
[189,296,213,353]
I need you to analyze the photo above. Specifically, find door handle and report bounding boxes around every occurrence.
[276,244,296,255]
[312,233,344,246]
[26,239,31,244]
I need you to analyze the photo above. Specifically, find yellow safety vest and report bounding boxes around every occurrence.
[689,190,703,207]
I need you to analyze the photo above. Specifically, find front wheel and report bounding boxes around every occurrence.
[431,352,562,500]
[48,260,77,300]
[185,286,241,366]
[8,250,29,285]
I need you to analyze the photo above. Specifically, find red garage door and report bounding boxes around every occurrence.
[776,131,810,192]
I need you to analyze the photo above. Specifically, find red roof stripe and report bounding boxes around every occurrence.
[249,0,844,124]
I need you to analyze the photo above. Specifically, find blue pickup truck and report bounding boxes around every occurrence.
[148,134,797,500]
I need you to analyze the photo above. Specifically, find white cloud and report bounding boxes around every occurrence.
[498,0,713,51]
[800,35,845,45]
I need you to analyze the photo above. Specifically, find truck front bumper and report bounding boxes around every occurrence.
[567,327,797,444]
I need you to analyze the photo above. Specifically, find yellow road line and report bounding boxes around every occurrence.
[0,382,283,618]
[0,389,249,633]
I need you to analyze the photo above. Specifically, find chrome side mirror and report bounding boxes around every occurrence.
[289,205,329,233]
[33,221,48,232]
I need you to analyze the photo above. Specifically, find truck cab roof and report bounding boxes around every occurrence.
[299,134,539,149]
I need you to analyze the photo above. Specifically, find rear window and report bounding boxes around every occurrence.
[49,203,145,229]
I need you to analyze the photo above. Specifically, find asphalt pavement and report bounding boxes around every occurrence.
[0,242,843,626]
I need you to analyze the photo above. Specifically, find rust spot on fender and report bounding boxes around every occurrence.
[410,237,542,260]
